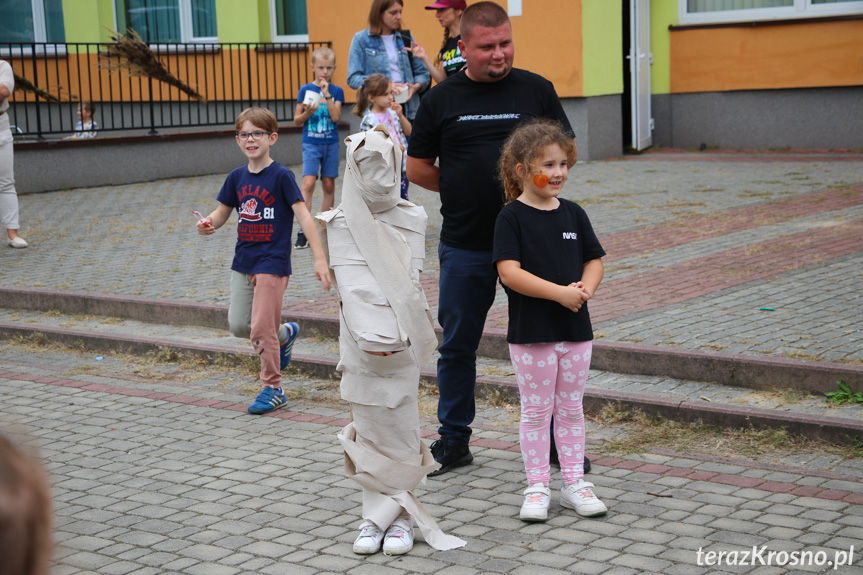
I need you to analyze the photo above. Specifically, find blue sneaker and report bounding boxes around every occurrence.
[279,322,300,370]
[247,387,287,415]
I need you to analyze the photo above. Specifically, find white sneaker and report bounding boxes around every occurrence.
[352,520,384,555]
[7,236,27,248]
[519,483,550,522]
[560,479,608,517]
[382,517,414,555]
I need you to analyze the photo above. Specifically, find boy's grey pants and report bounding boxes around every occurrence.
[0,112,20,230]
[228,271,288,388]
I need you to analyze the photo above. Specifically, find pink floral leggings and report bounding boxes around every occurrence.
[509,341,592,487]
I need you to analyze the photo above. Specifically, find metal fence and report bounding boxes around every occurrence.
[3,41,330,138]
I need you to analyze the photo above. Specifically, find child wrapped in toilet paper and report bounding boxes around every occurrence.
[316,125,466,555]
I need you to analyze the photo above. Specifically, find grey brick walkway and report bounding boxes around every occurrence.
[2,306,862,433]
[2,346,863,575]
[2,152,862,363]
[2,150,863,574]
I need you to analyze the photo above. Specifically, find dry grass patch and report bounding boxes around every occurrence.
[418,381,440,418]
[591,403,863,460]
[781,350,824,362]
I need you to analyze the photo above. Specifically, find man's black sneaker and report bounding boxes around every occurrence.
[428,439,473,477]
[295,231,308,249]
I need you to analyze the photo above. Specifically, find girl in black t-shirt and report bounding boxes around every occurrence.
[493,119,608,523]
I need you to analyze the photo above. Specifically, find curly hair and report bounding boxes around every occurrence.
[433,27,450,69]
[498,118,576,204]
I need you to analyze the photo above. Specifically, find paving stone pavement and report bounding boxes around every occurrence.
[3,306,863,445]
[2,151,862,364]
[2,345,863,575]
[2,150,863,574]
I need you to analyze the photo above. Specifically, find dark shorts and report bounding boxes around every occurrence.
[302,141,340,178]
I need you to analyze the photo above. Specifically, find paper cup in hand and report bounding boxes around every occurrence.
[303,91,322,106]
[394,88,409,104]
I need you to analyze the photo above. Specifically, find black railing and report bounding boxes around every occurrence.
[3,41,330,138]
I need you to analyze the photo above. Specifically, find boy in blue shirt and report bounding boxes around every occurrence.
[197,107,331,414]
[293,46,345,249]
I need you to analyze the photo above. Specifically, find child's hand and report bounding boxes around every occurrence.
[314,258,332,292]
[391,101,403,116]
[556,283,589,312]
[319,79,329,96]
[572,281,592,298]
[196,218,215,235]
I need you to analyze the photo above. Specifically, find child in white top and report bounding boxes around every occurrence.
[354,73,411,200]
[493,118,608,523]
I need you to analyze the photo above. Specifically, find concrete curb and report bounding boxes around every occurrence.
[0,321,341,381]
[3,287,861,393]
[2,318,861,445]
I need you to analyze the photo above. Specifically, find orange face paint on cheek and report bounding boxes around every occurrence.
[533,172,549,188]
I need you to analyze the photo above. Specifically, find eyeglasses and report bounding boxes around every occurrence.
[236,131,271,141]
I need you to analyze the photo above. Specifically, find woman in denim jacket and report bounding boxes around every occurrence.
[348,0,430,121]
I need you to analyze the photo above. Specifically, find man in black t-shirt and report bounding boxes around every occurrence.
[407,1,576,476]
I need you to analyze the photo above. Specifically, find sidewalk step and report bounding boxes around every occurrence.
[3,287,861,393]
[2,305,862,445]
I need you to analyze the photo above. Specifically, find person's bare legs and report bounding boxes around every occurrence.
[320,176,336,213]
[295,175,318,248]
[301,175,317,212]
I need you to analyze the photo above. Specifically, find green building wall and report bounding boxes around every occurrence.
[59,0,277,44]
[651,0,676,96]
[62,0,116,44]
[216,0,272,43]
[581,0,623,98]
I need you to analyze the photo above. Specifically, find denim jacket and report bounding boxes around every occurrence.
[347,28,430,120]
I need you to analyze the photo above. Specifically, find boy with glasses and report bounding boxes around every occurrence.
[196,107,331,415]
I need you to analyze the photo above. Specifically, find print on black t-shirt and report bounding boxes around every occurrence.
[409,68,574,251]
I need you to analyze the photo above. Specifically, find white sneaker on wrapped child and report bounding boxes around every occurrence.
[382,517,414,555]
[353,520,385,554]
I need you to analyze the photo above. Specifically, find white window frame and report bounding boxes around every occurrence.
[30,0,50,42]
[679,0,863,26]
[112,0,217,44]
[269,0,309,43]
[26,0,64,42]
[0,0,66,56]
[182,0,217,43]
